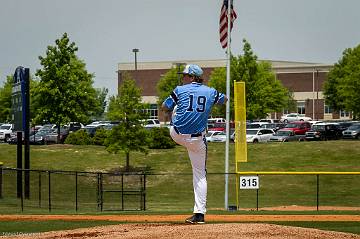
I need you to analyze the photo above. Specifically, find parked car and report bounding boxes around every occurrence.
[260,123,285,132]
[282,121,311,135]
[208,118,226,124]
[308,120,323,126]
[29,129,53,145]
[205,131,224,142]
[337,121,358,132]
[280,113,312,123]
[38,124,56,132]
[45,128,70,144]
[246,128,274,143]
[305,123,342,141]
[0,124,14,142]
[206,129,235,142]
[142,119,160,129]
[208,122,225,131]
[269,129,305,142]
[342,123,360,139]
[7,133,24,144]
[208,132,227,142]
[259,119,280,123]
[66,122,84,132]
[247,122,269,129]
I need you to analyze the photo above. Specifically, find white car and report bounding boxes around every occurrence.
[143,119,160,129]
[208,118,226,124]
[246,128,274,143]
[0,124,14,142]
[280,113,312,123]
[247,122,269,129]
[205,131,224,142]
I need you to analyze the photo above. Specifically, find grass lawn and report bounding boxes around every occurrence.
[270,221,360,235]
[0,220,120,236]
[0,140,360,234]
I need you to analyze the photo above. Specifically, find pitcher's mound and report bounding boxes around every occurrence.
[10,223,360,239]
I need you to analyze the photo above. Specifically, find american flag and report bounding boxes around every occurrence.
[219,0,237,49]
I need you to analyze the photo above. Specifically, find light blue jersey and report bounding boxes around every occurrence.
[163,82,226,134]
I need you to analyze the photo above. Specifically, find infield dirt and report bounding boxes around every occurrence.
[1,214,360,239]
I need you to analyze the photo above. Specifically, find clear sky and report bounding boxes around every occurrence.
[1,0,359,97]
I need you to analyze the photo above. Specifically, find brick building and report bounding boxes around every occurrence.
[117,59,351,122]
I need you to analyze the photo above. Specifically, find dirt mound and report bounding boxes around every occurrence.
[5,223,360,239]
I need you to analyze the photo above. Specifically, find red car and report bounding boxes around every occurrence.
[282,121,311,135]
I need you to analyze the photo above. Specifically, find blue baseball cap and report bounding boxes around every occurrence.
[181,64,203,77]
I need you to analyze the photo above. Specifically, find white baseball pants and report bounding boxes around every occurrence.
[170,126,207,214]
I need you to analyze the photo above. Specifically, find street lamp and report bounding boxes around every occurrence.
[174,62,186,85]
[132,48,139,70]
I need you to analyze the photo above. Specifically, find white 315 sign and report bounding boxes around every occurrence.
[240,176,259,189]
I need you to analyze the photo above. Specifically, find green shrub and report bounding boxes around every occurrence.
[148,127,176,149]
[92,128,109,146]
[64,130,92,145]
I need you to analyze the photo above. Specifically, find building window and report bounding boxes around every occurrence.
[324,105,333,114]
[283,109,290,114]
[143,104,158,119]
[297,101,305,114]
[340,110,350,118]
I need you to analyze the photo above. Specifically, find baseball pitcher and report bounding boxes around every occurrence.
[162,64,227,224]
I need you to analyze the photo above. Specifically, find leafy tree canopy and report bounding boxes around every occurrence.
[106,72,149,171]
[92,87,108,121]
[0,75,39,123]
[34,33,100,126]
[324,43,360,119]
[0,76,13,122]
[209,39,291,120]
[156,66,183,106]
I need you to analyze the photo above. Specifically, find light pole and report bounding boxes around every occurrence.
[132,48,139,70]
[174,62,186,85]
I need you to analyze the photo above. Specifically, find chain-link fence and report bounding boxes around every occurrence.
[0,166,359,213]
[0,167,145,213]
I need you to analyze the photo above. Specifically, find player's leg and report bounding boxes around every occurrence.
[186,135,207,222]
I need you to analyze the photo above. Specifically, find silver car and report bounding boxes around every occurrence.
[342,124,360,139]
[269,130,305,142]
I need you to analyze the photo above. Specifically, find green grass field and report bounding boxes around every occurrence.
[0,140,360,234]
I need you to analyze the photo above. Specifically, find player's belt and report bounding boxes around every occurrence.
[173,126,202,137]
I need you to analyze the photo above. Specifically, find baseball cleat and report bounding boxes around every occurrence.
[185,213,205,224]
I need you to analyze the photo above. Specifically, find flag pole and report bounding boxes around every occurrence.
[224,0,232,211]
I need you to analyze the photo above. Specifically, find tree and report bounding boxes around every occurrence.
[209,39,291,120]
[105,72,149,171]
[0,76,13,122]
[156,65,187,122]
[0,75,39,124]
[324,44,360,119]
[156,67,183,105]
[92,87,108,120]
[34,33,100,139]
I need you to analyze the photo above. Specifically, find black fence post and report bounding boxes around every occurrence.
[96,173,103,212]
[121,174,124,210]
[316,174,319,211]
[48,171,51,212]
[100,173,103,211]
[17,132,22,198]
[24,68,31,200]
[143,174,146,211]
[75,172,78,212]
[256,174,259,211]
[0,162,3,199]
[38,171,42,208]
[97,173,101,211]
